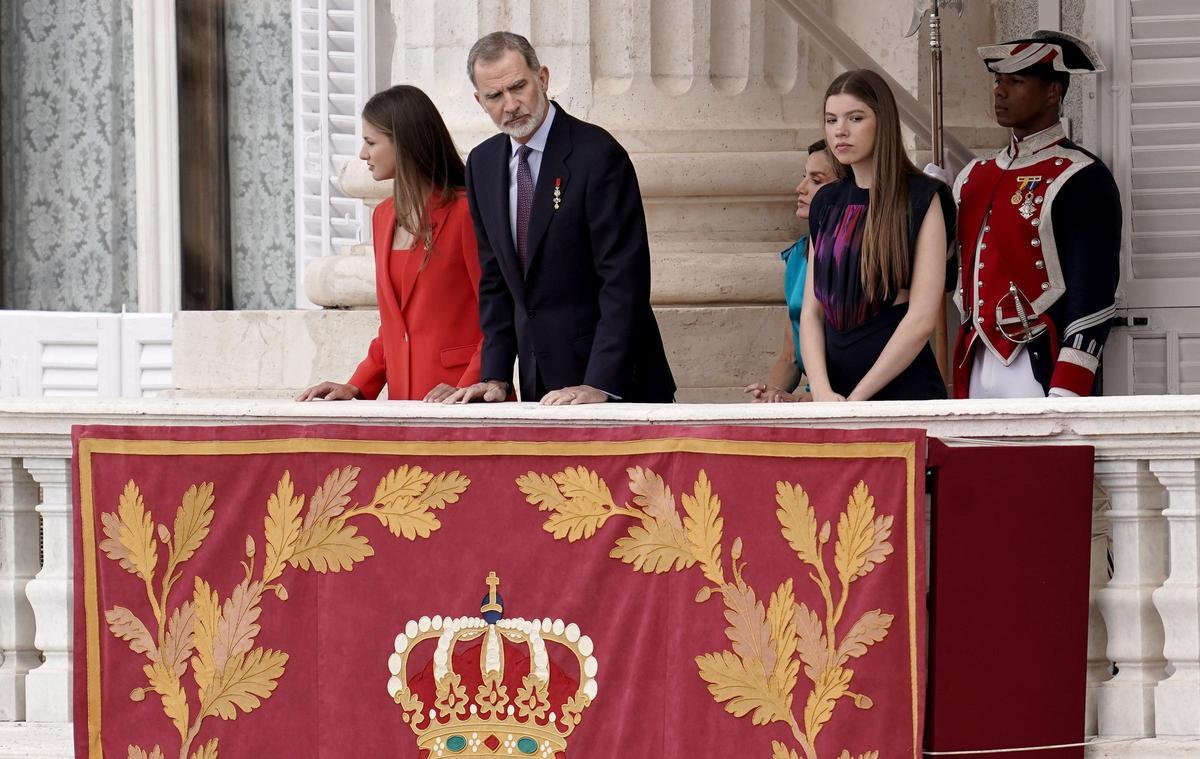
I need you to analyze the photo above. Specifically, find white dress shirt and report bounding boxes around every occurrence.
[508,102,557,246]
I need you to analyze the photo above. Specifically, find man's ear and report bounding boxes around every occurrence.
[1047,80,1063,110]
[538,65,550,92]
[473,90,483,108]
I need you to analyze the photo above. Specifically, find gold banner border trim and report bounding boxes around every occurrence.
[77,435,921,758]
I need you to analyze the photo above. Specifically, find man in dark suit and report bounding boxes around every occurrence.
[445,32,675,405]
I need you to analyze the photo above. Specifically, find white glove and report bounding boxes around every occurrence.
[1047,387,1080,398]
[923,162,953,186]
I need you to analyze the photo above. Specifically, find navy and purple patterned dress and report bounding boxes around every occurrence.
[807,171,955,400]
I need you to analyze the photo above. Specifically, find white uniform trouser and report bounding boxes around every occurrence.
[968,347,1080,398]
[968,347,1046,398]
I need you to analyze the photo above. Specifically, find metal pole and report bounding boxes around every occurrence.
[929,4,951,384]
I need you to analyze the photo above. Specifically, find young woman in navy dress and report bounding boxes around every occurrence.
[800,69,955,402]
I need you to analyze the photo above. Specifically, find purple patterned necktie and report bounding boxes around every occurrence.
[516,144,533,271]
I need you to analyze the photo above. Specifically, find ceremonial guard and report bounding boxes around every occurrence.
[952,31,1121,398]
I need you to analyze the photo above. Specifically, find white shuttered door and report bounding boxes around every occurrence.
[292,0,374,308]
[1104,0,1200,394]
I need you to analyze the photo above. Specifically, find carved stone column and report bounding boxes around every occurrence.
[0,459,39,720]
[1148,459,1200,736]
[1094,459,1168,738]
[1086,481,1112,737]
[22,458,72,723]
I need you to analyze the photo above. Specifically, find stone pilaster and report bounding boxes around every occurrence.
[1095,459,1168,738]
[22,458,72,723]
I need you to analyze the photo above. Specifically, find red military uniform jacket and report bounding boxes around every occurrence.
[952,123,1121,397]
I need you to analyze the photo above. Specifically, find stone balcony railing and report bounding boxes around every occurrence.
[1,396,1199,758]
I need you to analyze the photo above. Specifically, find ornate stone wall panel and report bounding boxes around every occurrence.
[1,0,137,312]
[764,2,799,95]
[394,0,436,87]
[226,0,295,310]
[434,0,477,96]
[590,0,634,95]
[832,0,919,97]
[530,0,591,113]
[375,0,396,91]
[651,0,695,95]
[709,0,751,95]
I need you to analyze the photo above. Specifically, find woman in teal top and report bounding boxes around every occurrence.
[746,140,837,402]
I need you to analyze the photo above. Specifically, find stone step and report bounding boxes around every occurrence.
[305,242,797,308]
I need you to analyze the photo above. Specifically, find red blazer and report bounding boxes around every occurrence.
[348,193,483,400]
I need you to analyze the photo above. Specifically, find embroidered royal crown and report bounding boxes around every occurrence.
[387,572,598,758]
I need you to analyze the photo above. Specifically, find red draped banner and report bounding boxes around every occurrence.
[74,424,926,759]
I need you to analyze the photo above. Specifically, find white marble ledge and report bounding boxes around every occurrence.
[2,395,1200,460]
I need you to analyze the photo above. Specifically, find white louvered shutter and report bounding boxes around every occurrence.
[0,312,173,398]
[292,0,374,308]
[120,314,174,397]
[1103,0,1200,394]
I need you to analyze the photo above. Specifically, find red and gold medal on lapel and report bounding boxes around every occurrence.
[553,177,562,210]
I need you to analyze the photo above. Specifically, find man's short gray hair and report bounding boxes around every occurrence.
[467,31,541,87]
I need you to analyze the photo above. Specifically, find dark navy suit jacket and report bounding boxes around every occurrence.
[464,104,675,402]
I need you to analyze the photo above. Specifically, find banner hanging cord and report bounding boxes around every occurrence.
[924,737,1137,755]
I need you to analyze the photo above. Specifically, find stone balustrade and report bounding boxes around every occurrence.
[1,396,1198,757]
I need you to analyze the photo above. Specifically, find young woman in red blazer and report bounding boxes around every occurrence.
[298,85,483,402]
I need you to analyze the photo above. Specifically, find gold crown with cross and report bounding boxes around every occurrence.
[387,572,598,758]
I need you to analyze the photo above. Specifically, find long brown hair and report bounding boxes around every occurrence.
[362,85,465,265]
[824,70,919,305]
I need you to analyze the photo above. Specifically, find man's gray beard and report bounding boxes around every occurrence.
[500,90,547,140]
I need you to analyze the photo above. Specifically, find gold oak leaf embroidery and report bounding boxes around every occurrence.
[262,472,304,584]
[191,577,222,707]
[105,466,470,759]
[836,610,893,666]
[212,580,264,674]
[144,660,189,741]
[834,482,893,584]
[682,471,725,586]
[722,578,776,677]
[106,606,157,659]
[516,467,617,542]
[202,647,289,720]
[694,649,789,725]
[190,738,219,759]
[776,482,823,571]
[803,665,853,743]
[773,741,802,759]
[160,602,197,678]
[287,518,373,572]
[766,578,801,700]
[357,466,470,540]
[519,467,896,759]
[100,481,158,582]
[304,466,359,529]
[794,601,831,683]
[172,483,215,571]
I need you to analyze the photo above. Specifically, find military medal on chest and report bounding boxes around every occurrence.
[553,177,562,210]
[1012,175,1043,221]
